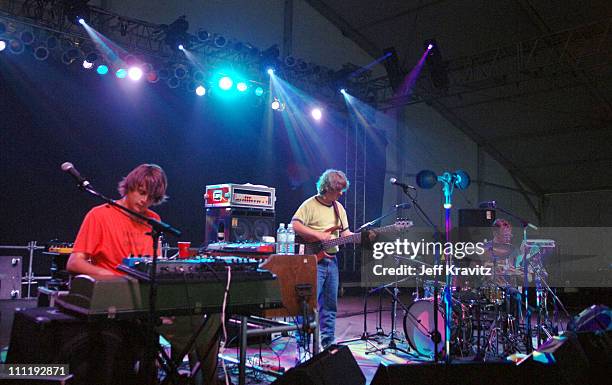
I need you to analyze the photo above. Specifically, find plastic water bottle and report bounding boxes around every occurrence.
[286,223,295,255]
[276,223,287,254]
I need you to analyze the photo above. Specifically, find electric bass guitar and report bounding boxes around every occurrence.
[297,220,413,262]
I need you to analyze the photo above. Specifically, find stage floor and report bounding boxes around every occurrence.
[220,292,508,384]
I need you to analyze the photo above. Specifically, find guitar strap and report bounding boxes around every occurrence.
[331,201,345,231]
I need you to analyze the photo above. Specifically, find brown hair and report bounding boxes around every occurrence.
[117,164,168,205]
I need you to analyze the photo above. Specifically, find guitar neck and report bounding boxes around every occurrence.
[319,224,401,249]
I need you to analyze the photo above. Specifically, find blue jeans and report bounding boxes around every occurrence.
[318,257,339,348]
[297,257,339,350]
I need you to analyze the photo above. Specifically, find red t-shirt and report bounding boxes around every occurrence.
[72,203,161,275]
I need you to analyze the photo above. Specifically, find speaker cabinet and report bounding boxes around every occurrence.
[271,344,365,385]
[0,298,37,348]
[205,207,275,244]
[7,307,145,385]
[370,361,552,385]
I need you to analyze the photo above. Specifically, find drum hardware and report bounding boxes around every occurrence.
[364,274,417,357]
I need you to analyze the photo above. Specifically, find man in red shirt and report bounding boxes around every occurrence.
[67,164,220,384]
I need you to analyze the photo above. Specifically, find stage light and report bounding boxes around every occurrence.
[20,31,34,45]
[213,35,227,48]
[163,16,190,52]
[174,64,187,79]
[236,82,247,92]
[196,85,206,96]
[178,44,184,50]
[271,98,285,111]
[9,39,24,54]
[116,68,127,78]
[158,68,170,80]
[193,71,205,82]
[197,29,210,42]
[128,67,143,81]
[311,108,323,121]
[427,43,433,50]
[146,70,159,83]
[340,88,346,94]
[219,76,233,90]
[96,65,109,75]
[82,60,93,69]
[63,0,91,25]
[267,68,274,76]
[34,46,49,61]
[85,52,98,64]
[284,55,296,67]
[46,36,58,49]
[167,77,180,89]
[254,86,264,97]
[0,40,6,52]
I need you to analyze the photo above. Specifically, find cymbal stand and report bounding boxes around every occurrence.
[364,275,417,357]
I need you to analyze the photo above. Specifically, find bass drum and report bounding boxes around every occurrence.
[403,299,446,358]
[403,299,473,358]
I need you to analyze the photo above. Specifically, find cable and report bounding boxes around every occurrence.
[219,266,232,385]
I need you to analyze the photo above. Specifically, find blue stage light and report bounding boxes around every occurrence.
[96,65,109,75]
[267,68,274,76]
[196,85,206,96]
[0,40,6,52]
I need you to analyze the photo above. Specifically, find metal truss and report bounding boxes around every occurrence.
[374,17,611,111]
[0,0,372,105]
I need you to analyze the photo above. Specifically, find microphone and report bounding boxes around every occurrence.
[395,203,412,209]
[389,177,416,190]
[478,201,497,209]
[61,162,91,188]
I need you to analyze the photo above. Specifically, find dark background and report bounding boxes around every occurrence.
[0,52,386,246]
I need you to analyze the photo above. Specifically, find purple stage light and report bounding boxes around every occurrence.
[82,60,93,69]
[128,67,143,81]
[0,40,6,52]
[311,108,323,121]
[427,43,433,50]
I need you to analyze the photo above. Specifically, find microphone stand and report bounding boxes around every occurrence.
[493,204,537,352]
[399,186,444,362]
[337,205,405,347]
[72,182,181,385]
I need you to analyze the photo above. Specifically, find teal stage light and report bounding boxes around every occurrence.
[219,76,233,90]
[254,86,264,97]
[116,68,127,78]
[236,82,247,92]
[97,65,109,75]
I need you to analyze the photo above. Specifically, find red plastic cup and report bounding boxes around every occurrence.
[178,241,191,259]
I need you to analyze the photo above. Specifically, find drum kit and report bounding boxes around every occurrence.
[396,238,563,361]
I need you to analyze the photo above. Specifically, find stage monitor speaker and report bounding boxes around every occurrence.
[532,330,612,385]
[0,298,37,348]
[205,207,275,244]
[271,344,365,385]
[370,361,558,385]
[7,307,145,385]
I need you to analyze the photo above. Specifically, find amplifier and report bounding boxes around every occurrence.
[0,256,22,299]
[205,207,275,244]
[204,183,275,210]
